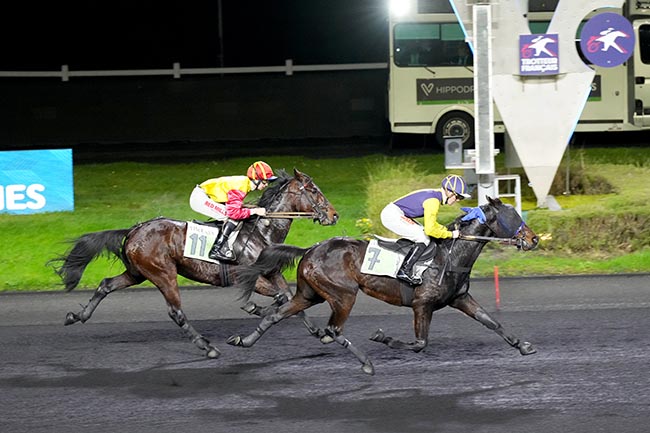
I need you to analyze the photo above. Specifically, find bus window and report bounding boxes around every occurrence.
[639,24,650,64]
[393,22,472,67]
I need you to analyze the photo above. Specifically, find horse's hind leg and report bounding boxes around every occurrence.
[450,293,536,355]
[64,272,141,325]
[327,328,374,375]
[369,304,433,353]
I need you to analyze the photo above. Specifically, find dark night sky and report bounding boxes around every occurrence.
[1,0,389,70]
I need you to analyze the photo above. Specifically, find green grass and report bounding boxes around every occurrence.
[2,147,650,292]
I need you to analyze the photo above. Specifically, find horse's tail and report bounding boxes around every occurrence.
[48,229,131,292]
[235,244,309,301]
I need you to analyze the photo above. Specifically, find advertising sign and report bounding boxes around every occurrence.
[519,33,560,75]
[416,78,473,104]
[580,12,635,67]
[0,149,74,214]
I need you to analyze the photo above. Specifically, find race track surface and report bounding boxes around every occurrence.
[1,274,649,433]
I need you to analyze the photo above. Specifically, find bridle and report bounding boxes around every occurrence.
[238,174,330,255]
[265,175,330,223]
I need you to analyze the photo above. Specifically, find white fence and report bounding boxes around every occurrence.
[0,60,388,81]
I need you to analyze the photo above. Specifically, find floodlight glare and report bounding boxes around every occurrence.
[389,0,411,17]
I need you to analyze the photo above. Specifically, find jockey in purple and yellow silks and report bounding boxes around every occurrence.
[189,161,277,261]
[380,174,471,285]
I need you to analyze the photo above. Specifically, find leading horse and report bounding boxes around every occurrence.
[228,197,538,374]
[50,168,338,358]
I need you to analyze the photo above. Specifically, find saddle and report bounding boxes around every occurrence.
[373,236,438,263]
[192,219,223,228]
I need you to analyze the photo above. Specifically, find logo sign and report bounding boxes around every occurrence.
[0,149,74,214]
[416,78,473,105]
[519,33,560,75]
[580,12,635,68]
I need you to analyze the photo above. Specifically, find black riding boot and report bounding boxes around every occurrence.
[209,220,237,261]
[396,242,427,285]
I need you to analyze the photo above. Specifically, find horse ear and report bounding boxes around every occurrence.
[293,168,304,178]
[487,196,503,205]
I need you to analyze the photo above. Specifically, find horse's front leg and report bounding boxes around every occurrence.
[64,272,138,325]
[241,274,324,339]
[228,295,310,348]
[450,293,536,355]
[370,303,433,353]
[168,305,220,359]
[240,273,290,316]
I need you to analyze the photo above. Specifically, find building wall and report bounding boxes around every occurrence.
[1,70,388,148]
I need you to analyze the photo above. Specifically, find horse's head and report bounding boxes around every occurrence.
[260,168,338,225]
[482,196,538,251]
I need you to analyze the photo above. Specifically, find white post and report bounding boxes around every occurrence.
[473,3,495,205]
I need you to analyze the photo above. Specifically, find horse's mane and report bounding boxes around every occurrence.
[257,169,291,208]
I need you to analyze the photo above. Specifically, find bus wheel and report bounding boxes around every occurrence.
[435,112,474,148]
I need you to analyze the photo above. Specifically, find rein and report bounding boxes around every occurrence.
[265,211,316,219]
[459,234,520,245]
[460,221,526,246]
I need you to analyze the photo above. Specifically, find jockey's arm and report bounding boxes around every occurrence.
[225,189,252,220]
[423,198,453,239]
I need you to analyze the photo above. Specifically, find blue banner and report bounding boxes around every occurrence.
[0,149,74,214]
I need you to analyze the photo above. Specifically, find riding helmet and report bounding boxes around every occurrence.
[441,174,471,199]
[247,161,277,181]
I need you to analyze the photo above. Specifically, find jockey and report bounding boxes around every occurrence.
[380,174,471,285]
[189,161,277,261]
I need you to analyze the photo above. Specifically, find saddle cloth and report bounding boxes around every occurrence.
[361,237,435,281]
[360,239,406,277]
[183,221,240,263]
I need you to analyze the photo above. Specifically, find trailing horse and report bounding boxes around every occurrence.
[228,196,538,374]
[49,169,338,358]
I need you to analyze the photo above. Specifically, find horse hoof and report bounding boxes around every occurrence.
[226,335,243,346]
[369,329,385,343]
[206,347,221,359]
[362,361,375,375]
[519,341,537,355]
[241,302,259,316]
[320,335,334,344]
[64,312,79,326]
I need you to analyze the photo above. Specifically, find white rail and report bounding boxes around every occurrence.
[0,60,389,81]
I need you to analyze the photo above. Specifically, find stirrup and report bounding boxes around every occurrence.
[396,270,422,286]
[209,247,235,261]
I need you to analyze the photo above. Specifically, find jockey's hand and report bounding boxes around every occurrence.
[452,230,460,239]
[251,207,266,217]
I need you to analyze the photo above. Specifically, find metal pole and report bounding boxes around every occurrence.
[473,2,495,205]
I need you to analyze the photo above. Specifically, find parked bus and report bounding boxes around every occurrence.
[388,0,650,147]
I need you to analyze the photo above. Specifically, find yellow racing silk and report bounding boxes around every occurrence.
[199,176,253,220]
[422,195,453,239]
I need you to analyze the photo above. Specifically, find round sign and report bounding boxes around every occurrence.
[579,12,635,68]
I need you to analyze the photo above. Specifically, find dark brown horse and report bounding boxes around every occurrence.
[228,197,538,374]
[50,168,338,358]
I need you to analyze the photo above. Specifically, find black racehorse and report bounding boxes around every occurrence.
[50,169,338,358]
[228,197,538,374]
